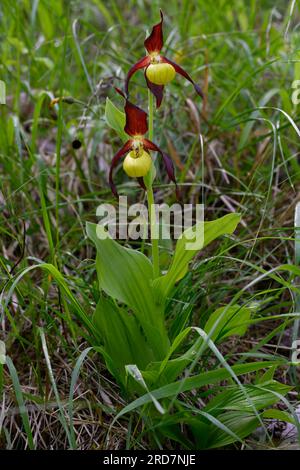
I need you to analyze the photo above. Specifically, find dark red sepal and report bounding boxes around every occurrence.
[144,69,164,108]
[115,87,148,137]
[144,10,164,54]
[125,56,150,96]
[109,140,133,197]
[115,87,126,99]
[161,56,204,99]
[143,138,178,195]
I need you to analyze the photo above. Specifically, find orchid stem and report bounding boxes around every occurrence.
[147,90,160,278]
[148,89,154,140]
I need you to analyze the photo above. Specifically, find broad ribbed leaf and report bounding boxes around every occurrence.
[205,411,259,448]
[157,381,291,449]
[205,381,292,414]
[204,381,291,448]
[204,304,251,343]
[153,213,241,301]
[86,222,169,359]
[93,297,155,382]
[262,409,295,424]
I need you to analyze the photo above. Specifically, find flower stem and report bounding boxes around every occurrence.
[148,88,154,141]
[147,183,159,277]
[146,90,160,278]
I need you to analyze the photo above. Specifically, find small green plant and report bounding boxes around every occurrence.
[84,11,294,448]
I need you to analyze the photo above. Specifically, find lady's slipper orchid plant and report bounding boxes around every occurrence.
[125,10,203,107]
[109,88,177,197]
[82,10,288,451]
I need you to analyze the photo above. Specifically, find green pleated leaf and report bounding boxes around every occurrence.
[93,297,155,382]
[262,408,296,425]
[203,380,292,448]
[204,304,251,343]
[153,213,241,302]
[205,381,292,414]
[205,411,259,449]
[86,222,169,360]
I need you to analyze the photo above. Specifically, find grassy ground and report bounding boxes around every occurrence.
[1,0,300,450]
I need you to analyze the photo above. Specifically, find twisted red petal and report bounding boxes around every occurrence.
[143,138,178,195]
[161,56,204,99]
[144,68,164,108]
[109,140,133,197]
[115,87,126,99]
[115,87,148,137]
[125,56,150,96]
[144,10,164,53]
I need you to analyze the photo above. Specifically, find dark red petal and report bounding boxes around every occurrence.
[144,10,164,53]
[143,138,178,195]
[161,56,204,99]
[125,56,150,96]
[144,68,164,108]
[109,140,133,197]
[137,177,146,191]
